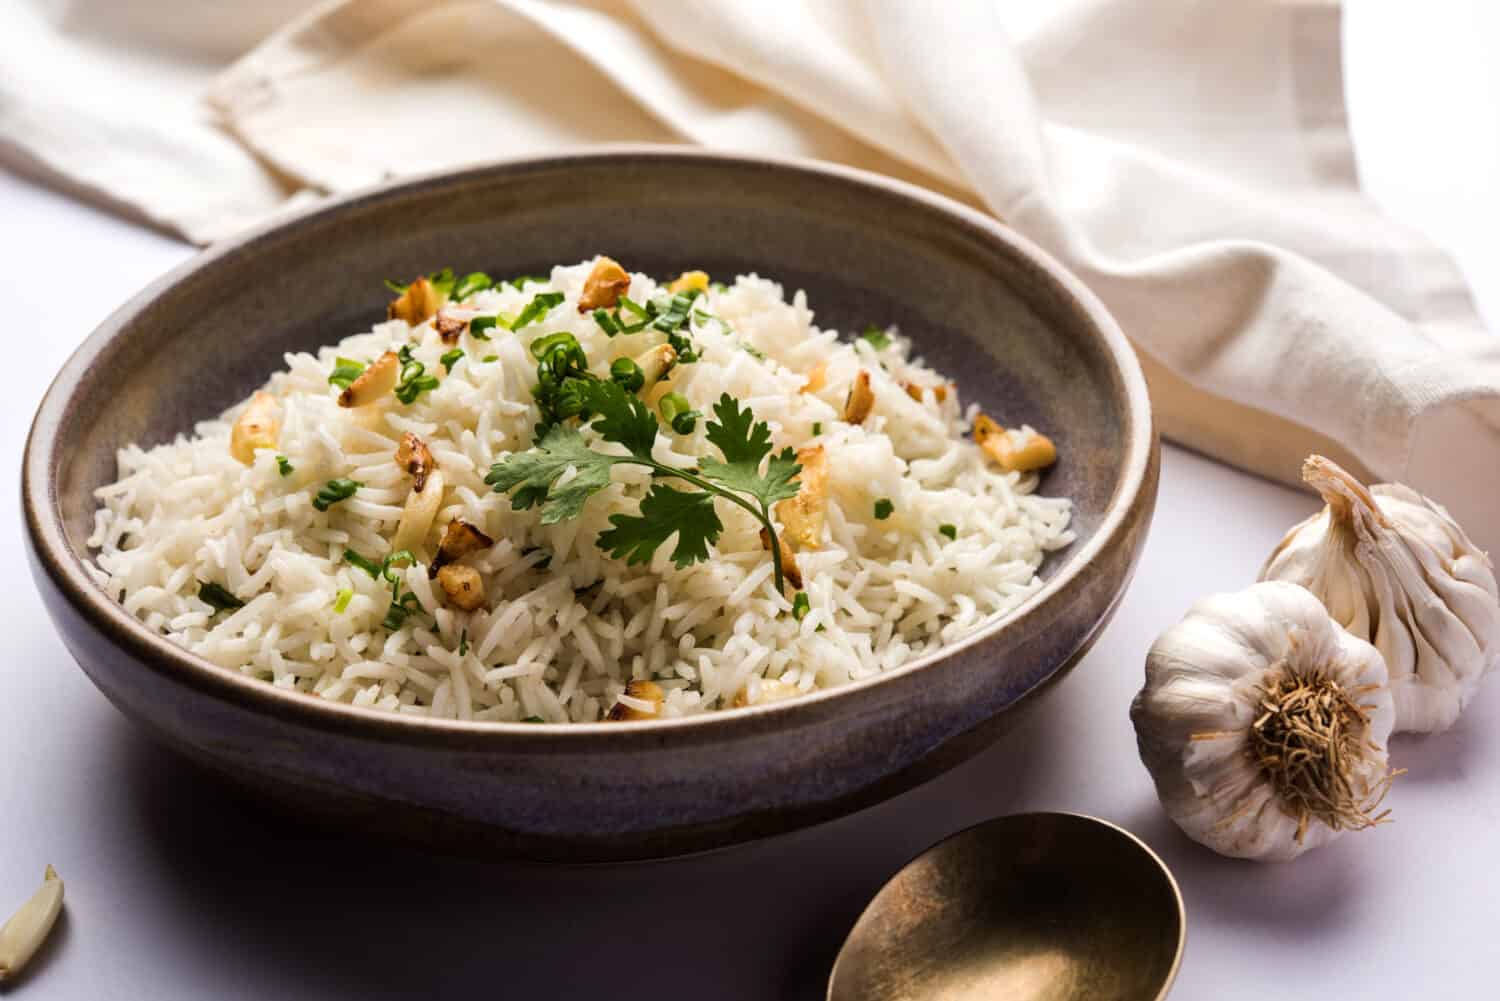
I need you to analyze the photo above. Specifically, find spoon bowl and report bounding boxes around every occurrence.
[828,813,1184,1001]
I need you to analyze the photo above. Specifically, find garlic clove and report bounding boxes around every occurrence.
[1260,456,1499,733]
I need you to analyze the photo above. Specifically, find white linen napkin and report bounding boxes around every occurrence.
[6,0,1497,550]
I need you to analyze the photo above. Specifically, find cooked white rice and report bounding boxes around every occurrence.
[87,260,1073,723]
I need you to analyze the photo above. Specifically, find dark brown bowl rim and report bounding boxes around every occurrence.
[23,145,1153,749]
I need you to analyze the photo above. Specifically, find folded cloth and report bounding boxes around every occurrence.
[6,0,1497,550]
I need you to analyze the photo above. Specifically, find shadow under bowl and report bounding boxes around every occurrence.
[23,148,1157,861]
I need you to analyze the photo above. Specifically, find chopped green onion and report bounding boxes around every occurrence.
[610,357,645,392]
[860,325,892,350]
[507,275,546,291]
[383,278,408,294]
[459,628,469,656]
[618,296,650,320]
[381,550,417,583]
[382,590,425,631]
[440,348,464,372]
[593,309,622,337]
[427,267,456,296]
[328,357,366,389]
[394,345,439,404]
[873,498,894,520]
[314,478,362,512]
[510,291,565,331]
[522,715,546,723]
[811,422,822,436]
[197,581,244,613]
[659,391,700,434]
[333,588,353,613]
[343,548,382,578]
[451,271,493,300]
[939,523,957,540]
[529,331,581,361]
[742,343,767,360]
[792,591,811,621]
[276,455,294,477]
[482,354,498,363]
[652,291,699,333]
[469,315,500,340]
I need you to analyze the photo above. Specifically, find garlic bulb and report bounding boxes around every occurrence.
[1131,581,1397,862]
[1260,456,1500,734]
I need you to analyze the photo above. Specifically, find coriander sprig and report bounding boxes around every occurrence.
[485,380,802,594]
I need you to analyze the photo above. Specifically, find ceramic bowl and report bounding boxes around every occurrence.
[23,149,1157,861]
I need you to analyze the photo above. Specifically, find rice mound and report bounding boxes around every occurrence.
[88,260,1074,723]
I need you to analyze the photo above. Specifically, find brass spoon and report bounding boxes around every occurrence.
[828,813,1185,1001]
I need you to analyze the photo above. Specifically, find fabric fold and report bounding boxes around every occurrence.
[5,0,1496,549]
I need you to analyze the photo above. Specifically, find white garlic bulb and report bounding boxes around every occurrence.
[1260,456,1500,734]
[1131,581,1397,862]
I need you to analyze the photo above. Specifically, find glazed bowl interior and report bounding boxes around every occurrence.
[26,149,1154,858]
[51,157,1130,586]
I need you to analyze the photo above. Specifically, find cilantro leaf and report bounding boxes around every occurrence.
[597,483,722,569]
[485,424,620,524]
[581,379,658,459]
[703,445,802,508]
[702,393,773,465]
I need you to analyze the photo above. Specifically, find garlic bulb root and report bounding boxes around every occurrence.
[1247,671,1397,844]
[1132,581,1397,862]
[1260,456,1500,734]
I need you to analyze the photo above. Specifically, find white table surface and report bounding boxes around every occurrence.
[5,9,1498,994]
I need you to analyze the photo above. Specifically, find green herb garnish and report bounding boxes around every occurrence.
[333,588,353,613]
[394,345,440,404]
[343,548,383,578]
[328,356,366,389]
[469,315,500,340]
[659,391,700,435]
[522,715,546,723]
[314,478,362,512]
[451,271,493,300]
[792,591,811,622]
[385,268,455,297]
[486,381,802,593]
[276,455,295,477]
[860,325,892,350]
[507,275,546,291]
[939,523,957,540]
[742,343,767,360]
[610,357,644,392]
[510,291,565,331]
[440,348,465,372]
[482,354,498,363]
[197,580,245,613]
[345,549,424,629]
[874,498,894,520]
[811,422,822,436]
[459,628,469,657]
[382,588,426,631]
[594,309,623,337]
